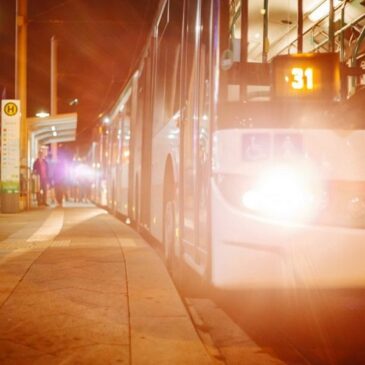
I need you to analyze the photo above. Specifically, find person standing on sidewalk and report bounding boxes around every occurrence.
[32,147,49,207]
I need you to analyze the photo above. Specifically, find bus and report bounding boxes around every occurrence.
[91,0,365,290]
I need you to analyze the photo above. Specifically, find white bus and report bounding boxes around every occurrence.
[92,0,365,290]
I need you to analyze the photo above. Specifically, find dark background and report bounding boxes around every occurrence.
[1,0,159,152]
[0,1,16,99]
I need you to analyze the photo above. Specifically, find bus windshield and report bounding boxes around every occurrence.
[217,100,340,130]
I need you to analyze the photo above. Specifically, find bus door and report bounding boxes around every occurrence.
[182,0,212,275]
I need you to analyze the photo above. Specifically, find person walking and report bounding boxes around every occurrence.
[32,147,49,207]
[46,152,56,205]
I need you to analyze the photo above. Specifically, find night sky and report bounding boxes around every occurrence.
[1,0,159,151]
[0,1,16,99]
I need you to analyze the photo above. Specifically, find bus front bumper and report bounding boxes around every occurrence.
[211,181,365,290]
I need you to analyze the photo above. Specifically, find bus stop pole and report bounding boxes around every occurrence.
[2,0,27,213]
[50,36,58,161]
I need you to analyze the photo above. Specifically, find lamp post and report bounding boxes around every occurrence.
[13,0,29,211]
[15,0,27,146]
[50,36,58,161]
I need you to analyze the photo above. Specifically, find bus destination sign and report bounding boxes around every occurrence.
[271,52,341,101]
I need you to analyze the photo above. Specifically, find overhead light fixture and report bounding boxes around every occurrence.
[103,116,111,124]
[52,131,58,137]
[308,0,341,22]
[35,111,50,118]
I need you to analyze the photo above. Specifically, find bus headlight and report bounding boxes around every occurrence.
[241,165,322,222]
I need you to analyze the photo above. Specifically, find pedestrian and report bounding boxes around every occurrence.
[32,147,49,207]
[54,150,67,207]
[46,152,56,205]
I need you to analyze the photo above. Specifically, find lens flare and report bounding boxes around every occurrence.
[242,164,322,222]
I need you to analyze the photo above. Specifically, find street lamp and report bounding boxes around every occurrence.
[69,98,79,106]
[35,111,50,118]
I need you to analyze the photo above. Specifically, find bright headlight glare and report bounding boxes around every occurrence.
[242,165,321,222]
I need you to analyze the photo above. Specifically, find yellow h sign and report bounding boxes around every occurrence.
[4,102,18,117]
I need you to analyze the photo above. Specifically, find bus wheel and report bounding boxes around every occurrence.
[163,200,184,290]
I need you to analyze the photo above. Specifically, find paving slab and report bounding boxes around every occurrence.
[0,205,212,364]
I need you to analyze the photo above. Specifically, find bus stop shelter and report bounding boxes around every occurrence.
[26,112,77,208]
[28,112,77,165]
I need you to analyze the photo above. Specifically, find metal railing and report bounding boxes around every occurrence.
[274,2,365,62]
[312,13,365,54]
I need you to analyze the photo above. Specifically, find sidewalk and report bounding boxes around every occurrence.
[0,204,212,364]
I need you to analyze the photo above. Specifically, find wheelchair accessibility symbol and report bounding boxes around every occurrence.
[4,102,18,117]
[242,134,270,161]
